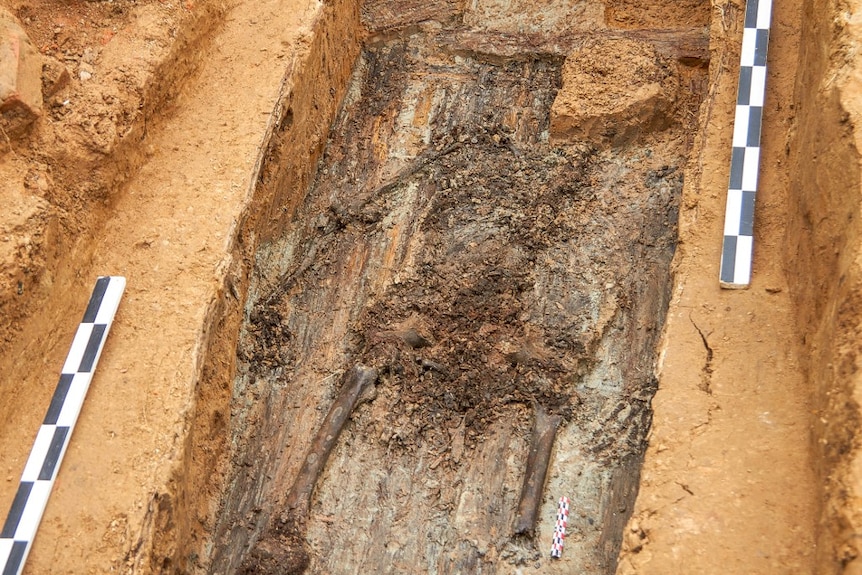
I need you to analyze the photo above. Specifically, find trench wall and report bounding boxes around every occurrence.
[134,0,363,570]
[786,0,862,570]
[0,0,366,571]
[188,0,364,571]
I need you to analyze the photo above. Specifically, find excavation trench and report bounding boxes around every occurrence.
[5,0,862,570]
[208,3,708,573]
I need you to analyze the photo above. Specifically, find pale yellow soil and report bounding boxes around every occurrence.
[618,0,819,571]
[620,0,862,572]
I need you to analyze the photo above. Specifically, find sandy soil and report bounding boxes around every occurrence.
[782,0,862,569]
[617,0,819,571]
[0,0,338,571]
[0,0,860,573]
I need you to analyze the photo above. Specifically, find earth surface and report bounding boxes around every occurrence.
[0,0,859,573]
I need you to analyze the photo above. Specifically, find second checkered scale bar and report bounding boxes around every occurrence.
[719,0,773,288]
[0,277,125,575]
[550,496,570,559]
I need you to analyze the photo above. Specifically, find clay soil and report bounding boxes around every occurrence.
[0,0,858,573]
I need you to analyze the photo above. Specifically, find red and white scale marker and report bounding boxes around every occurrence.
[0,277,125,575]
[550,496,569,558]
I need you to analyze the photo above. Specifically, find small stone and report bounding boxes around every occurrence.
[78,62,94,82]
[81,47,97,65]
[41,57,70,98]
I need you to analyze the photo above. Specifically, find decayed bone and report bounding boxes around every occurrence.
[284,365,379,517]
[372,327,433,349]
[513,404,563,536]
[240,366,378,575]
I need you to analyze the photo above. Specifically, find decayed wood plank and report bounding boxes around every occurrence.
[442,27,710,62]
[239,366,378,575]
[361,0,461,32]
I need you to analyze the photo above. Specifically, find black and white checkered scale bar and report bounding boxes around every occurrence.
[719,0,773,288]
[0,276,125,575]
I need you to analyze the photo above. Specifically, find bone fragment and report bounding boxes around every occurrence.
[285,364,379,517]
[513,404,562,536]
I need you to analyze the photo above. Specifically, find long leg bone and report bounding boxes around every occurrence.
[513,404,562,536]
[239,365,378,574]
[285,365,379,517]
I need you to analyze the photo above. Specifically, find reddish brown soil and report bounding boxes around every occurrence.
[0,0,350,572]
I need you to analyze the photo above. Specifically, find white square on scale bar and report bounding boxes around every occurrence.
[724,189,743,236]
[749,65,767,107]
[741,146,761,191]
[740,28,758,67]
[732,106,751,147]
[734,235,753,285]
